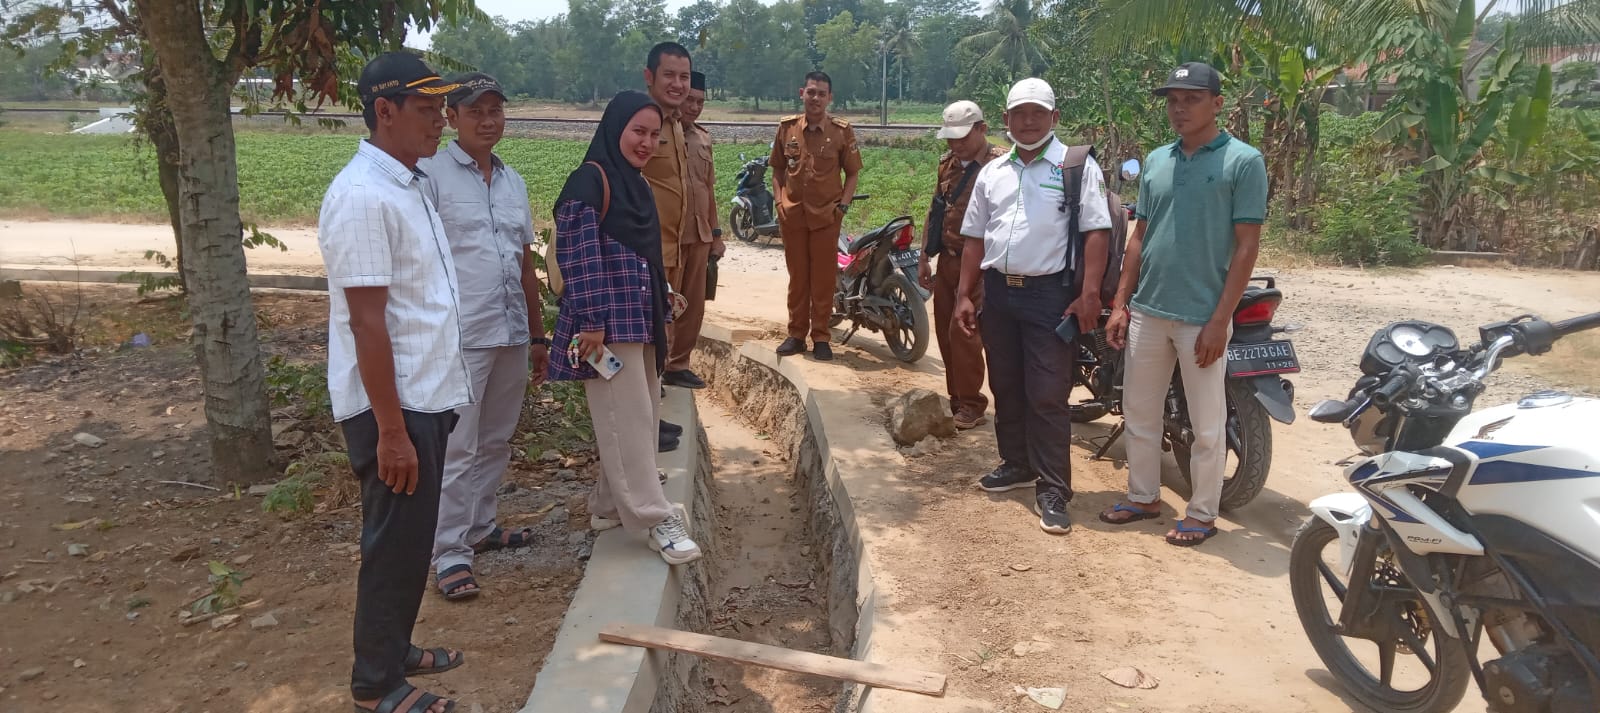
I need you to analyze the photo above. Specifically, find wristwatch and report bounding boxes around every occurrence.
[837,203,850,215]
[529,337,550,347]
[712,228,722,239]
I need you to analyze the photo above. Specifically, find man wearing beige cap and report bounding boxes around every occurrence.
[920,100,1006,430]
[954,78,1112,535]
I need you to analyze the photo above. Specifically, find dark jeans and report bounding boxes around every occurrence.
[342,408,457,700]
[979,269,1076,498]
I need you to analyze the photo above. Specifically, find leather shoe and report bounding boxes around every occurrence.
[663,369,707,389]
[658,432,680,453]
[813,342,833,361]
[660,420,683,438]
[776,337,805,356]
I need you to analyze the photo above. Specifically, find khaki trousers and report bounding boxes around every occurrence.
[432,344,529,572]
[1122,309,1230,522]
[780,211,841,343]
[932,250,987,415]
[584,343,672,532]
[667,241,712,372]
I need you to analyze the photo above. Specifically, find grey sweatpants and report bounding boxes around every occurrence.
[431,344,530,573]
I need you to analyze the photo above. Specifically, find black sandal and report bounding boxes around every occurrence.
[354,683,456,713]
[404,645,464,676]
[435,564,480,601]
[471,525,534,553]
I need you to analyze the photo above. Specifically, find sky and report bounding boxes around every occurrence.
[407,0,707,49]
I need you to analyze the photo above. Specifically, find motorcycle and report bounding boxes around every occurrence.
[1289,310,1600,713]
[1074,277,1299,511]
[728,152,781,243]
[831,195,931,363]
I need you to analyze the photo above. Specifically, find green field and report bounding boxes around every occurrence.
[0,129,942,232]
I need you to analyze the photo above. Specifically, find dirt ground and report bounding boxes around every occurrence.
[0,286,595,713]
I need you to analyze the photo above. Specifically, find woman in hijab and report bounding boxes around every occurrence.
[549,90,701,566]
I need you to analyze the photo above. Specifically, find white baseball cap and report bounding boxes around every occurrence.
[935,100,985,139]
[1006,77,1056,112]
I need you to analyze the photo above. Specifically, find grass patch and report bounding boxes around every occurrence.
[0,128,942,233]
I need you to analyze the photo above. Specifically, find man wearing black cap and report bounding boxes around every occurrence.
[1100,62,1267,548]
[318,51,469,713]
[665,70,724,389]
[417,72,549,601]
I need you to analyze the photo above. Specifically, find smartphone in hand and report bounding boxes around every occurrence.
[1055,316,1080,345]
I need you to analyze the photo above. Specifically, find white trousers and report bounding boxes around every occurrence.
[1122,309,1229,522]
[431,344,529,572]
[584,343,672,532]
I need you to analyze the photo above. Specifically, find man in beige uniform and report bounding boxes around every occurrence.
[641,41,693,450]
[664,70,725,389]
[771,70,862,362]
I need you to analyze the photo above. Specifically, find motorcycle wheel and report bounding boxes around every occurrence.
[1174,381,1271,511]
[729,206,756,243]
[1289,519,1471,713]
[880,273,929,362]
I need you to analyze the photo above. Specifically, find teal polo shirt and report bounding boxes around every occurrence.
[1129,132,1267,325]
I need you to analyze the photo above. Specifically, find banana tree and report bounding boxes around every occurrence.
[1370,0,1554,249]
[1239,35,1344,228]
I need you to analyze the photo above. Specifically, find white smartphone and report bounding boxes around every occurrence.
[586,344,624,380]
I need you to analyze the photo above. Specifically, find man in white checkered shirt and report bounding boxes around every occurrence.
[318,52,473,713]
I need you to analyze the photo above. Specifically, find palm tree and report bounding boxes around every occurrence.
[879,12,918,123]
[957,0,1048,82]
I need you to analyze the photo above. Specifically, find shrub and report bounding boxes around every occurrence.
[1311,163,1429,266]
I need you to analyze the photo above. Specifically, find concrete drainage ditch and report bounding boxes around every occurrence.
[519,323,869,713]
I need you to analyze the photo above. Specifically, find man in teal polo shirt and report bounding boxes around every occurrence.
[1099,62,1267,547]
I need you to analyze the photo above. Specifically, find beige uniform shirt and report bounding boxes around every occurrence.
[684,122,718,245]
[643,112,691,268]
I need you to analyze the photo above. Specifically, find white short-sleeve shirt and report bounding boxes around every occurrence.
[318,140,474,422]
[960,136,1113,276]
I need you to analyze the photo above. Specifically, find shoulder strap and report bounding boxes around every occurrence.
[584,160,609,221]
[1060,145,1095,287]
[949,160,981,202]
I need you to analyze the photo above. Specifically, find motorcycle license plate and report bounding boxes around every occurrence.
[1226,340,1300,376]
[890,248,920,268]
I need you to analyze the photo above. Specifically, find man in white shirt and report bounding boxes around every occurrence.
[954,77,1113,535]
[319,52,471,713]
[417,73,549,601]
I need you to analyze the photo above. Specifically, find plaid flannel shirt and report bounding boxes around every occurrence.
[549,199,661,381]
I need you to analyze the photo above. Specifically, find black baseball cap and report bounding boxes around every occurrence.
[358,52,460,104]
[1154,62,1223,96]
[690,71,706,91]
[447,72,507,108]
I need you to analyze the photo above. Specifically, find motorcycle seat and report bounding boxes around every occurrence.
[839,224,891,255]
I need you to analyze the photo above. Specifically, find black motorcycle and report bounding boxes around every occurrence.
[830,196,930,363]
[728,153,780,243]
[1073,277,1299,510]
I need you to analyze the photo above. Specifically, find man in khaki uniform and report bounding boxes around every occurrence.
[918,100,1007,430]
[641,42,693,292]
[771,70,862,361]
[663,71,725,389]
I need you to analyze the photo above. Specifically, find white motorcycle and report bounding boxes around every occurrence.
[1290,311,1600,713]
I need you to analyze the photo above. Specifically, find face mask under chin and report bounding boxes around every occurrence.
[1007,130,1054,152]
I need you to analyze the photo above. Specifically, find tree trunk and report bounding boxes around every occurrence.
[143,67,188,292]
[132,0,277,484]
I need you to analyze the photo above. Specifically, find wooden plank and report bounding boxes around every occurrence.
[598,623,946,697]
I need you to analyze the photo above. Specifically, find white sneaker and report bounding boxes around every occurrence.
[590,514,622,531]
[648,509,702,565]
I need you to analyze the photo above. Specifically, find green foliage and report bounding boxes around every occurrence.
[262,452,348,516]
[264,355,331,421]
[1310,165,1429,266]
[190,561,245,615]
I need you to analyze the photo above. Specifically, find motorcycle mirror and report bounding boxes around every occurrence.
[1120,158,1141,181]
[739,152,746,161]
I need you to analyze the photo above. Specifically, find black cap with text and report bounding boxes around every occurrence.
[358,52,460,104]
[447,72,507,108]
[1153,62,1223,96]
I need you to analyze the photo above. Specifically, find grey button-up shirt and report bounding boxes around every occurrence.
[418,141,537,349]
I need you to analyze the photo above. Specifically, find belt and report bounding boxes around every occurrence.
[988,269,1066,288]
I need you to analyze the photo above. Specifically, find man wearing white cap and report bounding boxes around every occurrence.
[920,100,1006,430]
[953,78,1113,534]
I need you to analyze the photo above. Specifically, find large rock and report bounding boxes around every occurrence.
[888,389,955,446]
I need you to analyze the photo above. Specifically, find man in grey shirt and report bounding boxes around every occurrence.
[418,73,550,600]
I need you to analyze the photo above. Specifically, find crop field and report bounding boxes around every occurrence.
[0,129,943,232]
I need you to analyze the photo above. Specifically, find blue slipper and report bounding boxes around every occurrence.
[1098,502,1161,525]
[1165,521,1219,547]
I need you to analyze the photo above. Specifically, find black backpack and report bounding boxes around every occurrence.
[1059,145,1127,305]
